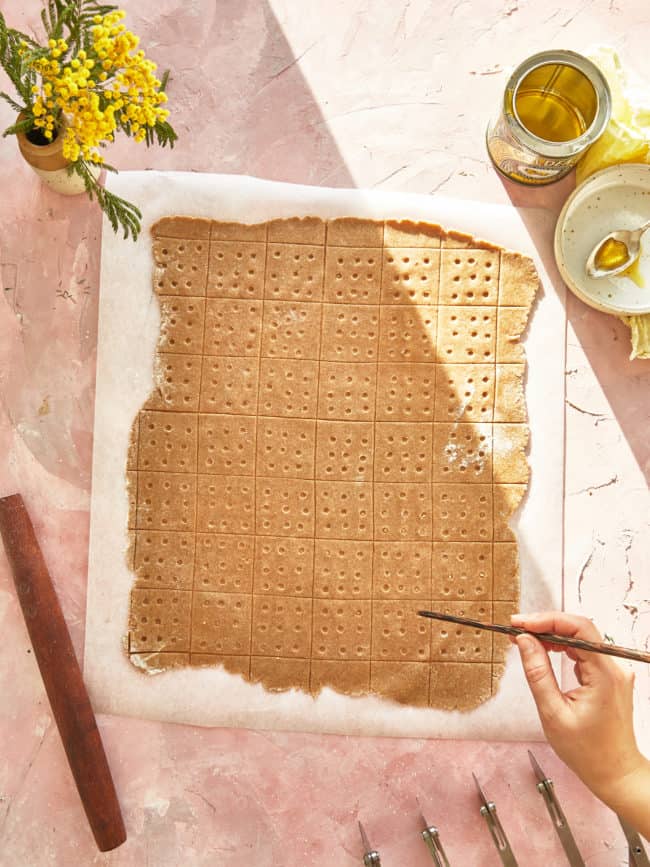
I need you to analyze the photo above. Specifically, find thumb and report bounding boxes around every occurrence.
[516,633,565,724]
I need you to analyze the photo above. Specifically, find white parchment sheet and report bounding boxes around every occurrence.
[84,172,565,739]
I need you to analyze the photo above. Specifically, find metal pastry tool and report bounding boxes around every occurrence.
[417,610,650,665]
[358,821,381,866]
[528,751,585,866]
[417,799,451,866]
[473,773,519,867]
[619,816,650,867]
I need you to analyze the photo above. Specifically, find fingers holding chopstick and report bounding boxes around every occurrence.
[511,611,619,673]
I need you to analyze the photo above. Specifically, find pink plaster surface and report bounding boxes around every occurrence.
[0,1,648,864]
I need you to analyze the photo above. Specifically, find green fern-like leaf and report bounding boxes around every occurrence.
[72,160,142,241]
[147,119,177,149]
[0,91,25,113]
[3,116,33,137]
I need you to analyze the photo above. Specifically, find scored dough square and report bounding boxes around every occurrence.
[432,422,493,484]
[312,599,371,660]
[196,475,254,535]
[198,413,256,476]
[376,363,435,421]
[145,353,202,412]
[199,356,259,415]
[378,305,437,363]
[191,592,252,655]
[258,358,319,418]
[153,237,208,296]
[203,299,262,357]
[207,240,266,299]
[137,410,198,474]
[315,420,374,482]
[433,483,493,542]
[324,246,382,304]
[251,595,313,658]
[430,601,492,662]
[261,301,322,360]
[432,541,492,600]
[194,533,254,593]
[317,362,377,421]
[373,541,431,598]
[136,472,197,532]
[256,417,316,479]
[134,529,195,591]
[315,481,373,540]
[433,363,495,423]
[381,248,440,305]
[321,304,379,363]
[158,297,206,355]
[266,243,325,302]
[129,588,192,653]
[127,216,538,710]
[374,483,432,541]
[313,539,373,598]
[256,477,315,538]
[374,422,432,482]
[372,600,431,662]
[253,536,314,596]
[437,306,497,363]
[440,250,500,305]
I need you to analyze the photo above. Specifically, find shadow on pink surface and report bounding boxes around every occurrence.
[0,0,355,495]
[499,171,650,486]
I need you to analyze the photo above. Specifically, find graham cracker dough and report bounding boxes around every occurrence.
[124,215,538,711]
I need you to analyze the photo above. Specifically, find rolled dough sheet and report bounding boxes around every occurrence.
[85,172,564,738]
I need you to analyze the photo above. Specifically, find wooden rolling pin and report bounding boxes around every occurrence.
[0,494,126,852]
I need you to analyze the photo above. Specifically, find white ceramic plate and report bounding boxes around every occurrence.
[554,162,650,315]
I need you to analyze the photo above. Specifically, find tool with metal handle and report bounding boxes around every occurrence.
[528,751,585,867]
[473,774,519,867]
[619,816,650,867]
[417,799,451,866]
[358,821,381,866]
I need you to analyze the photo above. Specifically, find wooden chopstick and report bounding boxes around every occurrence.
[0,494,126,852]
[417,609,650,665]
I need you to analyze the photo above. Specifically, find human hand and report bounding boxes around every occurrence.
[511,610,649,829]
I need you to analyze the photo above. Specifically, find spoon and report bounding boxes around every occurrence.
[585,218,650,278]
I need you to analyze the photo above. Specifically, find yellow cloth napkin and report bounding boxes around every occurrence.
[576,47,650,359]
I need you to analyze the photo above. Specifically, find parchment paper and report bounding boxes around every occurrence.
[84,172,565,739]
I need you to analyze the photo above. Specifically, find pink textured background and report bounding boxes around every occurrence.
[0,1,648,864]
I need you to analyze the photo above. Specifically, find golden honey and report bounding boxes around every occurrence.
[623,257,645,288]
[594,238,630,272]
[487,51,611,185]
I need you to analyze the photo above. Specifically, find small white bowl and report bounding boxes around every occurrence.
[554,162,650,315]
